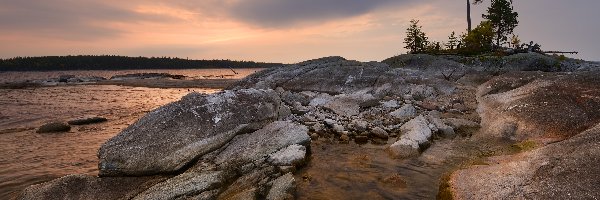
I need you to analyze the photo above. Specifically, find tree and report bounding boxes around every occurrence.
[446,31,459,50]
[461,20,495,54]
[404,19,429,54]
[483,0,519,47]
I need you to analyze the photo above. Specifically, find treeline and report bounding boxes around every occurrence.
[0,55,283,71]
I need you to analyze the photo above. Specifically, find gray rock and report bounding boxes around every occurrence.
[388,115,432,158]
[19,174,166,200]
[67,116,108,125]
[309,93,334,107]
[37,122,71,133]
[381,100,400,108]
[323,97,360,117]
[332,124,345,134]
[229,57,391,94]
[281,91,309,106]
[98,89,282,176]
[389,104,417,119]
[370,127,389,139]
[268,144,307,166]
[214,121,310,166]
[426,113,455,138]
[352,120,368,132]
[133,171,225,200]
[266,173,295,200]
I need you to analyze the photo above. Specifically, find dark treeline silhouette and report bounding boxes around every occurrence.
[0,55,283,71]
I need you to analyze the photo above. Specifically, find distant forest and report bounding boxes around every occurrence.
[0,55,283,71]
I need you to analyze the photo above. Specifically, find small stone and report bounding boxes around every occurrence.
[332,124,345,134]
[340,134,350,143]
[370,127,389,139]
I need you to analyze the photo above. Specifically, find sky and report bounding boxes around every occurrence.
[0,0,598,63]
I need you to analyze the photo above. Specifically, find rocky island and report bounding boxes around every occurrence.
[17,53,600,199]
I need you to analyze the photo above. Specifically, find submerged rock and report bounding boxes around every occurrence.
[36,122,71,133]
[67,116,108,125]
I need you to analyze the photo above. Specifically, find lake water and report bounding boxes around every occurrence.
[0,69,260,198]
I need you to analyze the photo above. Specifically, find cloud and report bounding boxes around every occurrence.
[0,0,174,40]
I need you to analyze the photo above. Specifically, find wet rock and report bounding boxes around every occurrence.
[389,104,416,119]
[370,127,389,139]
[268,144,307,166]
[355,136,369,144]
[133,171,225,200]
[98,89,282,176]
[381,174,407,188]
[19,174,166,200]
[388,115,432,158]
[37,122,71,133]
[266,173,295,200]
[67,116,108,125]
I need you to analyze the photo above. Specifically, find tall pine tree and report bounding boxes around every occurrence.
[483,0,519,47]
[404,19,429,54]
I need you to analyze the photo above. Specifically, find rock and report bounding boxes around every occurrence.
[58,75,76,82]
[19,174,166,200]
[388,115,432,158]
[133,171,225,200]
[370,127,389,139]
[417,100,439,111]
[230,57,391,94]
[340,134,350,143]
[381,100,400,108]
[389,104,416,119]
[266,173,295,200]
[110,73,185,80]
[355,136,369,144]
[268,144,307,166]
[352,120,368,132]
[67,116,108,125]
[410,85,437,100]
[37,122,71,133]
[217,167,274,200]
[98,89,283,176]
[310,133,320,140]
[309,93,334,107]
[426,113,455,138]
[281,91,309,106]
[214,121,309,166]
[323,97,360,117]
[332,124,345,134]
[291,102,310,115]
[381,174,407,188]
[449,123,600,199]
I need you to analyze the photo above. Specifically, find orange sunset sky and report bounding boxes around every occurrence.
[0,0,598,63]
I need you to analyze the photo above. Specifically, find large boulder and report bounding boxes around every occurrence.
[449,123,600,199]
[98,89,284,176]
[477,71,600,141]
[229,56,391,94]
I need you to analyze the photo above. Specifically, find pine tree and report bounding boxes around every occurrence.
[446,31,459,50]
[483,0,519,47]
[404,19,429,54]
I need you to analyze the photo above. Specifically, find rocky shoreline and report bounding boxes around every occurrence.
[17,53,600,199]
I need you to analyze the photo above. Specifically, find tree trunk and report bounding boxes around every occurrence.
[467,0,472,32]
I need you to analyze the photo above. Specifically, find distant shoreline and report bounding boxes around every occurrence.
[0,55,282,71]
